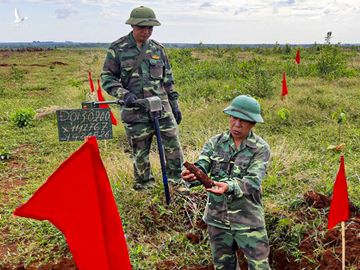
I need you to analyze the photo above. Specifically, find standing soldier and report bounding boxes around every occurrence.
[101,6,184,191]
[182,95,271,270]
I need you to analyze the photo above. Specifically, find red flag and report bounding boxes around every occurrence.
[328,155,350,230]
[97,79,118,126]
[295,49,301,64]
[281,72,288,98]
[14,137,131,270]
[88,71,95,93]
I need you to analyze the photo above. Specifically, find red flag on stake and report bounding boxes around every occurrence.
[97,79,118,126]
[295,49,301,64]
[88,71,95,93]
[14,137,132,270]
[328,155,350,230]
[281,71,288,99]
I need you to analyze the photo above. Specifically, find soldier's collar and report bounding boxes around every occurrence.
[224,130,257,149]
[128,32,138,48]
[244,131,257,149]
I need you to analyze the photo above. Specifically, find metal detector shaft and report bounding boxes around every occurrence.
[152,113,171,205]
[82,100,124,109]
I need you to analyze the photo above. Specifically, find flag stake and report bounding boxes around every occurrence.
[296,64,299,77]
[341,221,345,270]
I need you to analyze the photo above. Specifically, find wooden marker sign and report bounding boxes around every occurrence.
[56,108,113,142]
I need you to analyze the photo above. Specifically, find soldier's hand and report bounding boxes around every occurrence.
[206,181,228,195]
[173,109,182,125]
[124,92,137,107]
[181,169,197,182]
[168,94,182,124]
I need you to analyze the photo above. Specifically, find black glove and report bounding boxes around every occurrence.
[172,107,182,125]
[169,93,182,125]
[124,92,137,107]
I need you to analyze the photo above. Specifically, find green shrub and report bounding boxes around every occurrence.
[239,58,275,98]
[317,45,347,79]
[10,108,36,128]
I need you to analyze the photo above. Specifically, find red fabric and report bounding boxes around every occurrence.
[281,72,288,97]
[14,137,132,270]
[88,71,95,93]
[328,155,350,230]
[295,49,301,64]
[97,79,118,126]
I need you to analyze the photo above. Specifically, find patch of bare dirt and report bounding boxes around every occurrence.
[1,258,77,270]
[0,61,67,68]
[0,242,17,262]
[50,61,68,66]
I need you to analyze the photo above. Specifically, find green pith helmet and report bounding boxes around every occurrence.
[125,6,161,26]
[223,95,264,123]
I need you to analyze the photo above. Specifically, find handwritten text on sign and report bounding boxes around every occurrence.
[56,108,113,141]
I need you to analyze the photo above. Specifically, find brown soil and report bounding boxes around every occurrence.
[299,217,360,270]
[298,191,360,270]
[50,61,68,66]
[1,259,77,270]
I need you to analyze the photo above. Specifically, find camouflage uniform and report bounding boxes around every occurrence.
[100,32,183,187]
[194,130,271,270]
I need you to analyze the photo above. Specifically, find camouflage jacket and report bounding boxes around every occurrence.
[100,32,176,123]
[195,130,271,230]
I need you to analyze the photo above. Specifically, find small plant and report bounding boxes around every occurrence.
[332,110,346,143]
[327,110,347,151]
[277,108,290,122]
[331,110,346,124]
[10,108,36,128]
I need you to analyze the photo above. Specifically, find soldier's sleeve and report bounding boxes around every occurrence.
[160,47,176,96]
[195,137,218,174]
[100,47,129,99]
[225,144,271,198]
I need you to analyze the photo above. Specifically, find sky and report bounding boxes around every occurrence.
[0,0,359,44]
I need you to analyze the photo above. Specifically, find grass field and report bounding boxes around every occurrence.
[0,45,359,269]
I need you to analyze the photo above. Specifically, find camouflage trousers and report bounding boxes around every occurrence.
[124,116,183,188]
[208,225,271,270]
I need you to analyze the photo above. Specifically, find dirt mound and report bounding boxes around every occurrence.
[50,61,68,66]
[299,217,360,269]
[298,191,360,270]
[2,258,77,270]
[304,190,331,208]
